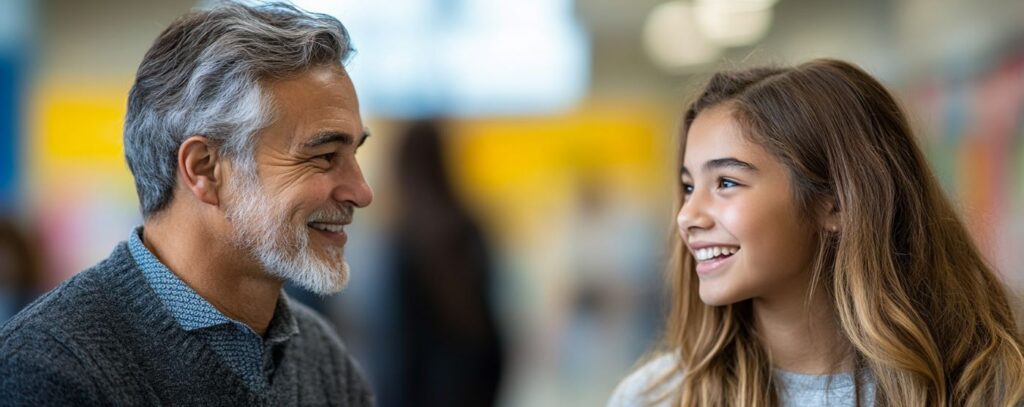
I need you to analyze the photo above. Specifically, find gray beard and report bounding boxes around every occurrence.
[225,173,350,295]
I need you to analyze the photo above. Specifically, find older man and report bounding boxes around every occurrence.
[0,3,374,406]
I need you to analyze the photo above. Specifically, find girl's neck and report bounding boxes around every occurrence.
[752,288,852,375]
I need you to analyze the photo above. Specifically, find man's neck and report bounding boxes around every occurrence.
[141,212,283,336]
[752,283,850,375]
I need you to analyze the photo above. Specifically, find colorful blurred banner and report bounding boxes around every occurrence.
[907,51,1024,292]
[28,81,140,287]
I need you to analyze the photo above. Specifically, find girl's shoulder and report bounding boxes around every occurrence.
[608,353,684,407]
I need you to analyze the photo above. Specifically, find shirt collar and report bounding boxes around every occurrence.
[265,292,300,345]
[128,226,299,342]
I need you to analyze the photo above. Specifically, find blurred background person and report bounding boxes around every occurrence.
[0,218,41,323]
[386,119,505,407]
[554,175,662,394]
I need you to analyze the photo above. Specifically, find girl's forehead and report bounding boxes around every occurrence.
[684,108,766,169]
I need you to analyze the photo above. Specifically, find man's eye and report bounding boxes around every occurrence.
[314,153,337,163]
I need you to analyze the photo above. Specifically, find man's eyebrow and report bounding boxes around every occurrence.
[302,130,370,149]
[680,157,759,176]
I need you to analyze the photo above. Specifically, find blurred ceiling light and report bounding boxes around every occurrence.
[643,0,721,71]
[693,0,775,47]
[233,0,588,117]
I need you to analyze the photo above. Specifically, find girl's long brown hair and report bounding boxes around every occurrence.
[648,59,1024,406]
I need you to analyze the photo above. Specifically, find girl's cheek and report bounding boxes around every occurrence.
[717,204,748,238]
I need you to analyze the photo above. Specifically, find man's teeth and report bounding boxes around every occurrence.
[309,223,344,233]
[694,246,738,262]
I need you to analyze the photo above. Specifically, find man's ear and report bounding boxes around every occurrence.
[178,136,222,207]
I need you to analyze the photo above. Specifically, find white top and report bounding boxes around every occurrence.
[608,353,875,407]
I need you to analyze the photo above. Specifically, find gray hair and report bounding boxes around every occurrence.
[123,1,354,217]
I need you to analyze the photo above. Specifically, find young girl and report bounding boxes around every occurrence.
[609,59,1024,406]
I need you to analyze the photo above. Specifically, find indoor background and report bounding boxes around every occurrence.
[0,0,1022,406]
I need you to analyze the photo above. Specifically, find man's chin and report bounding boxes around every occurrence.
[278,258,350,296]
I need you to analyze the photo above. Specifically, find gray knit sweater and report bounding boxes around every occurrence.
[0,242,375,406]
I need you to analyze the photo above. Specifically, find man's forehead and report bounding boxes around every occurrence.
[265,65,359,107]
[257,65,364,151]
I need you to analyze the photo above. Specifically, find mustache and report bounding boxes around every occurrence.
[306,205,354,224]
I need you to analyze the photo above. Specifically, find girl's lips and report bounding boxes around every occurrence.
[695,252,737,276]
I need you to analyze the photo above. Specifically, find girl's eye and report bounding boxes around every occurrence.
[681,182,694,195]
[718,178,739,189]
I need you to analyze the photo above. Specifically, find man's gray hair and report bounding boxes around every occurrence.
[123,1,354,217]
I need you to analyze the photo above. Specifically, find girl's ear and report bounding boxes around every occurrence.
[817,197,841,233]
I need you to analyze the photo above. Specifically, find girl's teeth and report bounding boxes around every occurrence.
[693,246,739,261]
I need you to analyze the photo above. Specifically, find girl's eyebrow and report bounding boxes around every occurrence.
[680,157,759,177]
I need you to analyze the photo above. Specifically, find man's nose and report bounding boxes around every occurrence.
[333,159,373,208]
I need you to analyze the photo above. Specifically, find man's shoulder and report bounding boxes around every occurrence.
[0,243,135,341]
[0,241,150,379]
[0,243,139,406]
[608,353,683,407]
[1,269,108,341]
